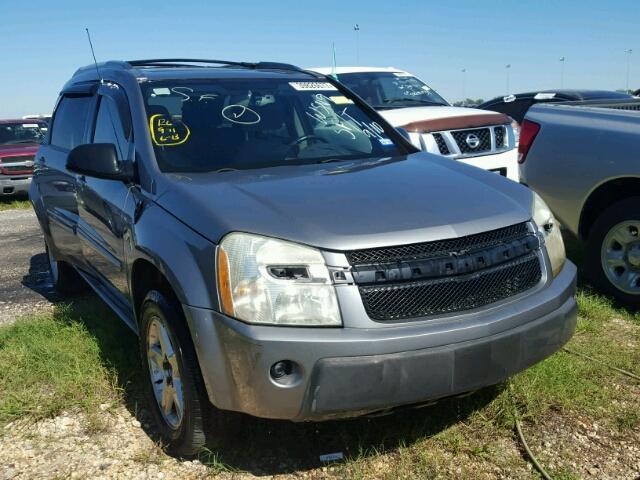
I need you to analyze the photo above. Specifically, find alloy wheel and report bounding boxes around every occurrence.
[147,316,185,430]
[601,220,640,295]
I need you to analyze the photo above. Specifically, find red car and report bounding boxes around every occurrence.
[0,119,47,196]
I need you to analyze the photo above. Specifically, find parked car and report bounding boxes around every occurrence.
[0,119,47,196]
[310,67,519,181]
[32,58,577,455]
[519,102,640,307]
[478,89,634,124]
[22,114,52,124]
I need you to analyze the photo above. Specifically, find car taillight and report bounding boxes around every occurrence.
[517,120,540,164]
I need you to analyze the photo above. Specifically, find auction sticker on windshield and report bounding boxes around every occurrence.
[289,82,338,91]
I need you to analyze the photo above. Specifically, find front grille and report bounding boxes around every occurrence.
[0,155,35,164]
[432,133,450,155]
[495,126,506,148]
[346,222,529,265]
[451,128,491,154]
[359,253,541,320]
[2,165,33,173]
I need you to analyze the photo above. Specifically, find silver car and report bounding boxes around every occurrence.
[519,101,640,307]
[31,58,576,455]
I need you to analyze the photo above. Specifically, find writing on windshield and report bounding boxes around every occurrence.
[338,72,449,109]
[142,78,401,173]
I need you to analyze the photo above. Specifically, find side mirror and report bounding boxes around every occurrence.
[396,127,411,141]
[66,143,132,181]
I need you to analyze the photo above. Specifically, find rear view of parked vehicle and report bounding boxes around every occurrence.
[0,120,47,195]
[31,58,577,455]
[520,101,640,307]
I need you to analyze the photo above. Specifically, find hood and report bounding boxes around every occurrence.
[378,106,510,133]
[154,153,533,251]
[0,144,39,158]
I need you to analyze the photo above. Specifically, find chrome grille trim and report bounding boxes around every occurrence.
[417,125,513,159]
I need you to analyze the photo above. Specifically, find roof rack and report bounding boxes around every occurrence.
[127,59,307,73]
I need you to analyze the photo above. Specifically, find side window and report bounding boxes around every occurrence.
[93,95,129,160]
[50,96,92,150]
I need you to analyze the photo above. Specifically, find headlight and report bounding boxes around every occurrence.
[217,232,341,326]
[531,193,565,277]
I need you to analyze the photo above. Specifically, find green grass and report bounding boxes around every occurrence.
[0,196,31,211]
[0,299,138,429]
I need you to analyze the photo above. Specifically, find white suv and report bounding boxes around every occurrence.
[311,67,519,181]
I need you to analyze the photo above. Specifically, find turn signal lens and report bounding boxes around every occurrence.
[217,247,235,317]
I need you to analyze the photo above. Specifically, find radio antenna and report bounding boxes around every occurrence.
[85,28,103,83]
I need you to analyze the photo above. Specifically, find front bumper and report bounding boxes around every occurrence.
[0,176,31,195]
[457,149,519,182]
[184,260,577,421]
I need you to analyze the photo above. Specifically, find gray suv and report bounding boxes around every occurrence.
[31,59,577,455]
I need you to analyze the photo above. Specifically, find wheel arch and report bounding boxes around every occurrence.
[128,202,220,323]
[579,176,640,240]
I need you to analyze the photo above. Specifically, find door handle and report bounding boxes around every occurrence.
[38,156,46,164]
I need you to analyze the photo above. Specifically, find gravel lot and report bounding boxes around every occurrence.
[0,208,57,325]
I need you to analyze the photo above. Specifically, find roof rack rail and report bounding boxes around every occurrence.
[127,59,306,73]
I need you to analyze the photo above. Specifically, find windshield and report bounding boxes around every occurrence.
[337,72,449,109]
[0,122,47,146]
[141,78,402,173]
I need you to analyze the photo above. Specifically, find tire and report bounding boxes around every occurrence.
[585,197,640,309]
[45,243,86,296]
[139,290,209,457]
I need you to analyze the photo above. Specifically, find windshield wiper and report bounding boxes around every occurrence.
[317,158,344,164]
[381,98,444,106]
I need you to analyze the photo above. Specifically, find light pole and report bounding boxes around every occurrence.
[461,68,466,105]
[354,24,360,65]
[625,49,633,92]
[505,64,511,94]
[559,57,565,88]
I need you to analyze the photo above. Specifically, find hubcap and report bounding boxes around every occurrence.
[147,317,185,430]
[601,221,640,295]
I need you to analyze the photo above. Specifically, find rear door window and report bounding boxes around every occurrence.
[50,96,92,150]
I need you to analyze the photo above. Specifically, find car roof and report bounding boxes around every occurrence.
[66,59,324,89]
[309,66,408,75]
[483,89,632,105]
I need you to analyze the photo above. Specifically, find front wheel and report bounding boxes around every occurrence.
[586,197,640,309]
[139,290,210,456]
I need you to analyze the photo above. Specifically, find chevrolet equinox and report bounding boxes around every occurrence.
[30,58,577,455]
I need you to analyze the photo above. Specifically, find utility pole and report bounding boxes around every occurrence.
[559,57,565,88]
[461,68,466,105]
[625,49,633,92]
[354,24,360,65]
[505,64,511,94]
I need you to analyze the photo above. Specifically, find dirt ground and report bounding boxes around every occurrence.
[0,209,57,325]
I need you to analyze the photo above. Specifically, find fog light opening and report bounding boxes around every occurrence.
[269,360,302,387]
[270,360,293,379]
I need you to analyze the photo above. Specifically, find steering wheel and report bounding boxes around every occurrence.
[288,135,329,148]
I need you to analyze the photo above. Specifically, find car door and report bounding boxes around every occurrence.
[76,84,134,302]
[34,90,94,264]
